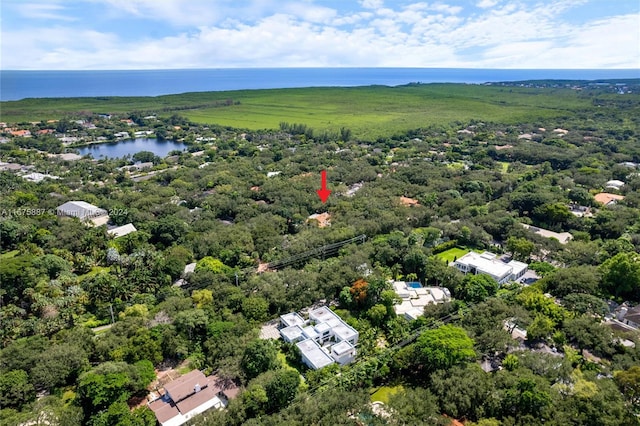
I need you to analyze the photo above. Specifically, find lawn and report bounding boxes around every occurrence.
[1,84,598,140]
[370,385,404,403]
[435,247,471,264]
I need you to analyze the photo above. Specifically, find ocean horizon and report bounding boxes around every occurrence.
[2,68,639,101]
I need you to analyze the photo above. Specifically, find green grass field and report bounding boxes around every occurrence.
[435,247,471,263]
[1,83,600,140]
[370,385,404,403]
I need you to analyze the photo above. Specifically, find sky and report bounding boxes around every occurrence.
[1,0,639,70]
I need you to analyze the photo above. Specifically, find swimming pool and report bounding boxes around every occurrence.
[407,282,422,289]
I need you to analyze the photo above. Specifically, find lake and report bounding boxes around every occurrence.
[3,68,639,101]
[77,138,186,159]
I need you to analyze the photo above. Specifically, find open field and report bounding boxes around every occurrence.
[435,247,471,264]
[0,83,607,139]
[370,385,404,403]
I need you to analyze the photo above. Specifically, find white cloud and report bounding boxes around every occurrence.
[14,2,76,21]
[1,0,638,69]
[477,0,499,8]
[359,0,384,10]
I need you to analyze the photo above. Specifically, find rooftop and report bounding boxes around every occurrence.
[456,251,513,278]
[281,325,304,342]
[107,223,137,238]
[594,192,625,205]
[296,339,335,369]
[280,312,305,328]
[164,370,207,403]
[521,223,572,244]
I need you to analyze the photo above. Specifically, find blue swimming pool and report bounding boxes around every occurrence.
[407,282,422,289]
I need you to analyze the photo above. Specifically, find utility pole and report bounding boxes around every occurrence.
[109,303,115,324]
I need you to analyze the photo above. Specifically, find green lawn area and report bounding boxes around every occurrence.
[2,84,596,140]
[370,385,404,404]
[435,247,471,264]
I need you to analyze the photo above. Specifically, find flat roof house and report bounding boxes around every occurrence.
[454,251,527,285]
[392,281,452,321]
[149,370,239,426]
[279,307,358,369]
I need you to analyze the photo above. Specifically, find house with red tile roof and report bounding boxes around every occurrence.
[149,370,239,426]
[594,192,625,206]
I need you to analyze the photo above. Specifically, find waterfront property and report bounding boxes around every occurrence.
[453,251,528,285]
[279,307,358,369]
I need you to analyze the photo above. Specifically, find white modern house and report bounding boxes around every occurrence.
[453,251,528,285]
[392,281,451,321]
[279,307,358,369]
[149,370,239,426]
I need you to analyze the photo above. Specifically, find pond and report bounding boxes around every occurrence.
[77,138,186,159]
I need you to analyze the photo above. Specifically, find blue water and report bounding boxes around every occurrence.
[407,282,423,289]
[2,68,638,101]
[77,138,186,159]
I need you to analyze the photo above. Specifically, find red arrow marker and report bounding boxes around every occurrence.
[316,170,331,203]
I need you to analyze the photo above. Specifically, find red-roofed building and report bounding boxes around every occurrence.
[149,370,239,426]
[10,129,31,137]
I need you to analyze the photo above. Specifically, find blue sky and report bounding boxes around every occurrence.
[2,0,639,69]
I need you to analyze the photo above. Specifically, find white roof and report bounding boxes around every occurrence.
[392,281,451,320]
[456,252,512,279]
[309,306,337,323]
[302,326,319,340]
[314,322,332,334]
[57,201,107,219]
[508,260,528,276]
[280,312,305,328]
[22,172,60,182]
[296,339,334,369]
[331,340,354,356]
[332,323,358,342]
[281,325,304,342]
[107,223,137,238]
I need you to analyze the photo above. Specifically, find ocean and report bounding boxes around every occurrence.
[1,68,638,101]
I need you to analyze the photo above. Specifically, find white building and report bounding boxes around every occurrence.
[392,281,451,321]
[107,223,137,238]
[605,180,625,190]
[22,172,60,182]
[453,251,528,285]
[57,201,109,227]
[279,307,358,369]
